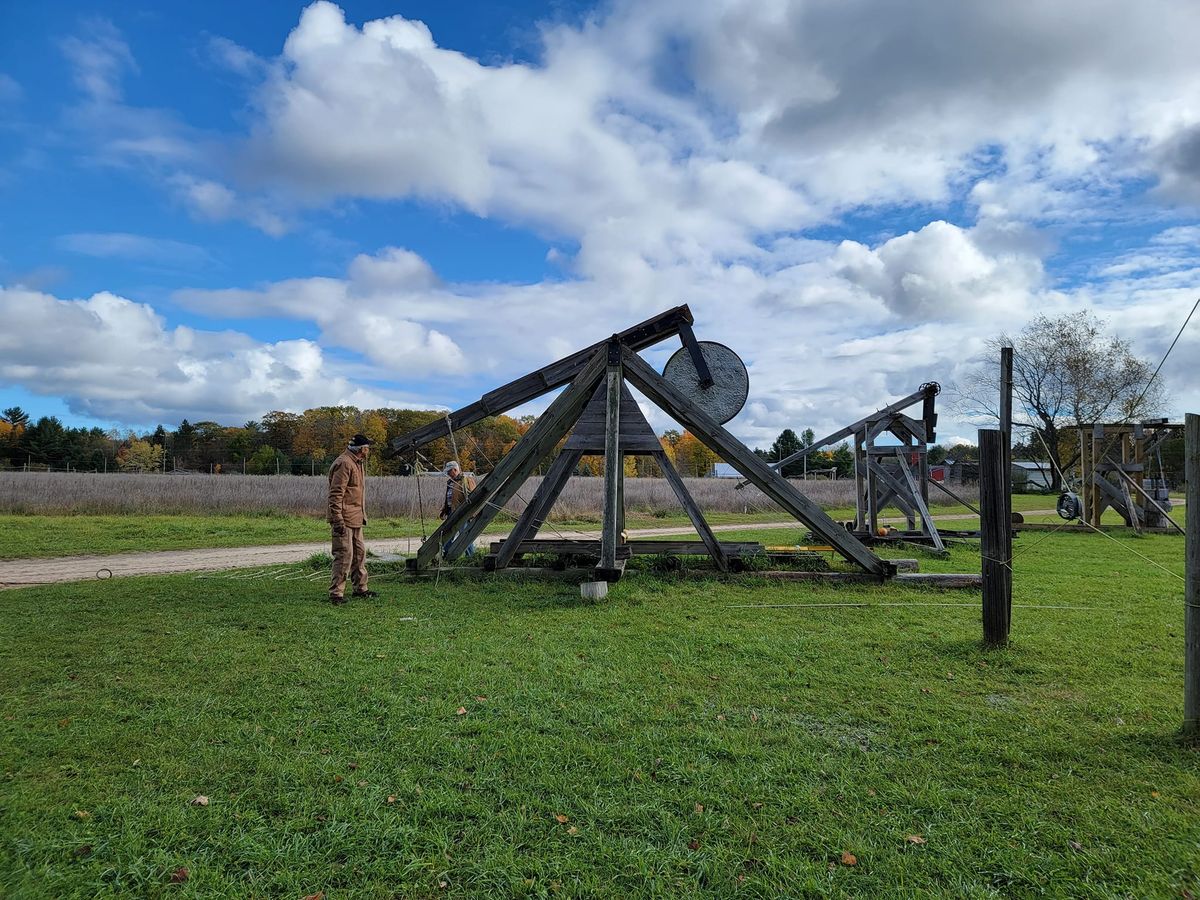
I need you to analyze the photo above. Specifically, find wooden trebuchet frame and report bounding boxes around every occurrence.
[738,383,947,550]
[1075,420,1183,534]
[394,305,893,582]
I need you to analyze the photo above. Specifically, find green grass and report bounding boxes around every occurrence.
[2,525,1197,897]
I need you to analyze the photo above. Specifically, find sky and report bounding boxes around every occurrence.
[1,0,1198,450]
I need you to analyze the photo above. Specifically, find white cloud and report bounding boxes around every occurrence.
[173,246,468,376]
[59,20,136,103]
[0,73,21,103]
[57,232,213,267]
[0,286,406,424]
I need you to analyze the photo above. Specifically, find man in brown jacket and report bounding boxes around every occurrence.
[327,433,378,604]
[440,460,478,556]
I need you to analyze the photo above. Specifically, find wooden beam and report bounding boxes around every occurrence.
[1110,464,1185,536]
[928,477,982,517]
[491,448,582,570]
[621,346,891,577]
[677,321,714,388]
[751,572,982,589]
[389,305,692,455]
[1119,474,1142,534]
[488,540,764,557]
[653,449,729,572]
[897,453,946,553]
[599,343,623,572]
[411,348,607,568]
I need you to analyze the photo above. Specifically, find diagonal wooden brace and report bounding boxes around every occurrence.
[412,348,608,569]
[621,346,891,577]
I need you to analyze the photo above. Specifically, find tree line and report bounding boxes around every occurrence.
[0,405,733,479]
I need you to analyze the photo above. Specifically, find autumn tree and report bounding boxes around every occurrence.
[117,439,164,473]
[954,312,1164,491]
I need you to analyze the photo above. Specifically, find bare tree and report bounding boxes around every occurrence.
[954,312,1165,491]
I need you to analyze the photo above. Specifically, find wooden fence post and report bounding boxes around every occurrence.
[1000,345,1013,523]
[1184,413,1199,734]
[979,428,1012,645]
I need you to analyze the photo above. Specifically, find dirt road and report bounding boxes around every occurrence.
[0,513,999,589]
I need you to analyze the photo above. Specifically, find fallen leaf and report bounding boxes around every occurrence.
[1151,790,1160,798]
[348,762,358,770]
[920,688,931,694]
[1181,889,1196,900]
[687,839,700,850]
[840,851,857,866]
[303,893,325,900]
[357,780,368,787]
[439,880,448,889]
[190,795,209,807]
[566,826,578,836]
[59,718,71,728]
[906,835,927,845]
[694,803,704,814]
[72,844,93,858]
[866,788,877,797]
[751,802,763,810]
[333,775,343,783]
[1068,840,1082,851]
[170,866,189,884]
[386,796,396,804]
[750,712,759,723]
[716,714,726,721]
[72,810,90,821]
[456,707,467,716]
[475,696,488,702]
[374,653,385,659]
[554,813,569,824]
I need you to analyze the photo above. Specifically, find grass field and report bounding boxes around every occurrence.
[0,493,1074,561]
[2,519,1197,897]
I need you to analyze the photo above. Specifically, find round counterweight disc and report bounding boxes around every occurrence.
[662,341,749,425]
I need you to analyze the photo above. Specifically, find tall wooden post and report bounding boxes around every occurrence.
[599,340,624,576]
[979,428,1012,645]
[1184,413,1199,734]
[1000,346,1013,527]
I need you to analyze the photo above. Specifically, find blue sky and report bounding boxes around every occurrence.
[2,0,1198,448]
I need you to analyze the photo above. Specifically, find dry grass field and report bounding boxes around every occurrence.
[0,471,978,520]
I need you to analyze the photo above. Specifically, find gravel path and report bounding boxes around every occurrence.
[0,513,1004,589]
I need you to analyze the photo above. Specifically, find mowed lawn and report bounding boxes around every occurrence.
[1,529,1197,897]
[0,494,1061,560]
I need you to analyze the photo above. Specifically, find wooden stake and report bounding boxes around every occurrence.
[1000,345,1013,532]
[979,428,1012,645]
[1184,412,1199,734]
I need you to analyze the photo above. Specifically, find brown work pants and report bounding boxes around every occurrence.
[329,526,367,599]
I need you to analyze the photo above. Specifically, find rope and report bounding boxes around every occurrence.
[1128,294,1199,419]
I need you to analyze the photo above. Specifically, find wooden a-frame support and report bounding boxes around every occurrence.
[397,307,892,581]
[742,383,946,548]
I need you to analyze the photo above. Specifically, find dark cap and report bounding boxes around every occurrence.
[349,434,374,448]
